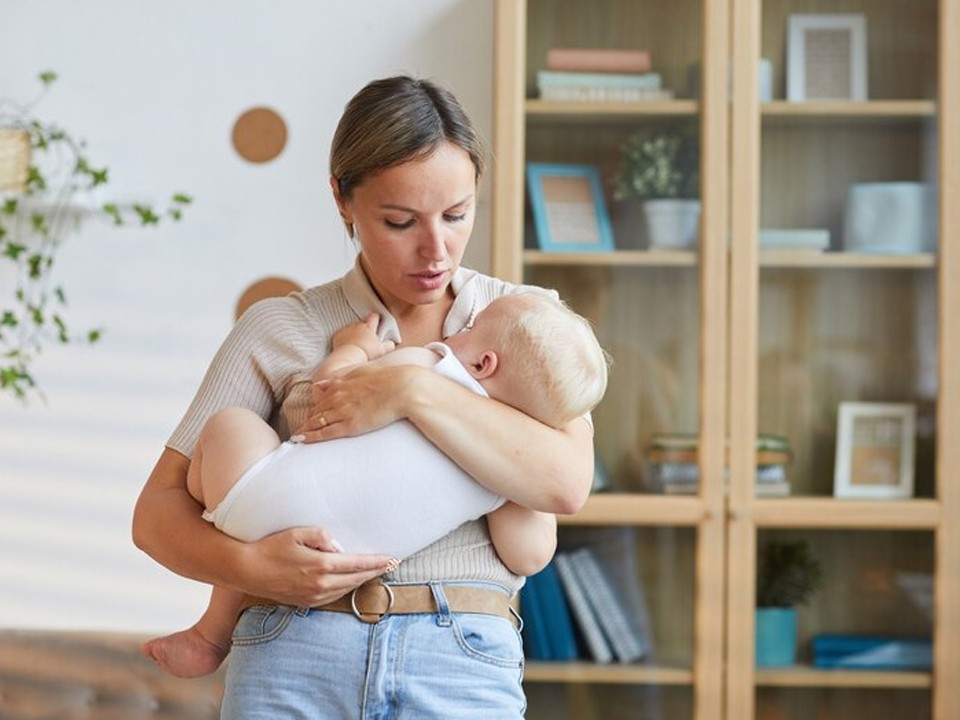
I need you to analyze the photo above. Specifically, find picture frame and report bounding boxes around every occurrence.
[526,163,614,252]
[834,402,916,499]
[787,14,868,102]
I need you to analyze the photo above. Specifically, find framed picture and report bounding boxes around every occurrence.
[526,163,614,252]
[787,14,868,102]
[834,402,916,499]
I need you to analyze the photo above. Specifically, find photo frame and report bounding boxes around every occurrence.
[526,163,614,252]
[787,14,868,102]
[834,402,915,499]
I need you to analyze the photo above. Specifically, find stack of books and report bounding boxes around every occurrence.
[521,535,652,664]
[537,47,672,103]
[644,433,792,496]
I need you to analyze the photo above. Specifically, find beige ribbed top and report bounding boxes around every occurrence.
[168,258,547,595]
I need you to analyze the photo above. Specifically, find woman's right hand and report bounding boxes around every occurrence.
[240,526,397,607]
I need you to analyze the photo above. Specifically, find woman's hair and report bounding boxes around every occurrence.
[492,294,610,428]
[330,76,485,233]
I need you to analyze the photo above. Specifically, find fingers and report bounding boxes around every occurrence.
[363,313,379,331]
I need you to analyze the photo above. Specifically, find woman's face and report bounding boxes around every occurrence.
[340,141,477,313]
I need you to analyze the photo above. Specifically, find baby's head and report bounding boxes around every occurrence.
[446,293,609,427]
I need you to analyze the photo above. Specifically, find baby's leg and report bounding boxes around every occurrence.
[187,406,281,511]
[143,408,279,678]
[141,586,242,678]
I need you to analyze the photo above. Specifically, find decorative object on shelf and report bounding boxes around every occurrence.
[0,71,192,401]
[644,433,791,496]
[526,163,614,253]
[834,402,916,499]
[843,182,936,254]
[787,13,868,102]
[613,132,700,250]
[811,634,932,670]
[759,228,830,253]
[756,540,824,667]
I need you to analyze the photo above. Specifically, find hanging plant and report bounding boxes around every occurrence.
[0,71,191,401]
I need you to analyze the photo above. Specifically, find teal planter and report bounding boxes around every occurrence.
[756,607,797,667]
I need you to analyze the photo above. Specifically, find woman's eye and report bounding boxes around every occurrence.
[385,218,415,230]
[444,213,467,223]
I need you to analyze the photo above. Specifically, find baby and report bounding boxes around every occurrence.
[142,292,609,677]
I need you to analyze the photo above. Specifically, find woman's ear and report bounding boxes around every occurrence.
[470,350,499,380]
[330,176,354,229]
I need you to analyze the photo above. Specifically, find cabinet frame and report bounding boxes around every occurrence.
[491,1,958,718]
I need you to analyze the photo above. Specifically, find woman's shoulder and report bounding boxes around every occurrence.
[237,277,351,331]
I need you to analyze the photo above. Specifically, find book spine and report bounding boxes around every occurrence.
[571,548,646,663]
[519,574,552,660]
[554,552,614,663]
[534,561,580,661]
[547,48,652,74]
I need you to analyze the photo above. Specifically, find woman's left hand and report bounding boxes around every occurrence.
[295,362,423,442]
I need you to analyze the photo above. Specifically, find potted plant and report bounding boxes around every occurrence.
[755,539,824,666]
[0,71,191,401]
[612,131,700,250]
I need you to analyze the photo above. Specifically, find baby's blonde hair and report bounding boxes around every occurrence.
[491,293,609,428]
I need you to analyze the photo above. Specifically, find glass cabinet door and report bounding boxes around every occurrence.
[494,1,728,718]
[727,1,958,719]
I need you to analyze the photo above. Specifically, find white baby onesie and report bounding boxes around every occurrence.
[202,343,505,559]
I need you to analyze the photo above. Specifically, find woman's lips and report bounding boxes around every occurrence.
[411,269,448,290]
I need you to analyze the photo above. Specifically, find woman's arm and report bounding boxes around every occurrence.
[299,364,594,514]
[132,448,395,606]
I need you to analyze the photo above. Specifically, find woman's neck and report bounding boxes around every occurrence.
[393,294,454,347]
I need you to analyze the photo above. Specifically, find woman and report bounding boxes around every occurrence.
[133,75,595,718]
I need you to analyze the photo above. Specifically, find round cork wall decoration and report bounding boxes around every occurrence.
[235,276,302,320]
[232,107,288,163]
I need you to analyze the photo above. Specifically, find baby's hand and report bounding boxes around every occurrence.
[332,313,395,360]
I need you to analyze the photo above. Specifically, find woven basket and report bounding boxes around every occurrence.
[0,128,31,193]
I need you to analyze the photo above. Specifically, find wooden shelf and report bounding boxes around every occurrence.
[750,498,940,530]
[561,493,706,527]
[525,98,698,120]
[762,100,936,124]
[755,665,931,689]
[524,249,697,267]
[525,661,694,686]
[759,250,936,269]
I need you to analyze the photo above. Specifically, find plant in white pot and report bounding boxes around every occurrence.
[613,132,700,250]
[0,72,191,401]
[755,539,824,667]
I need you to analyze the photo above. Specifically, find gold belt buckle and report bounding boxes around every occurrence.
[350,579,395,624]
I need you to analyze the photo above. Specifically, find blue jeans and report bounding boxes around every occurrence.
[221,582,526,719]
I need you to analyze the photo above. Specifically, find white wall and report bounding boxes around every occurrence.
[0,0,494,633]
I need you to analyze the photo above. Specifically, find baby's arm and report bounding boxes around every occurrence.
[486,502,557,577]
[312,313,396,381]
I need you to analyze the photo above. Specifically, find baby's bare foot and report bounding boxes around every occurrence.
[141,625,228,678]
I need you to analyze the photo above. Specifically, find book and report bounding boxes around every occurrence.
[812,634,932,670]
[569,547,647,663]
[533,560,580,661]
[554,552,614,663]
[519,572,552,660]
[546,48,652,74]
[759,228,831,251]
[536,70,671,103]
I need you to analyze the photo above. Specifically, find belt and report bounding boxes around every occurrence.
[244,581,517,626]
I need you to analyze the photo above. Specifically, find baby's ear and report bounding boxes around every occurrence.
[470,350,499,380]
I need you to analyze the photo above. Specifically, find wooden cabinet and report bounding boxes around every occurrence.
[491,1,959,719]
